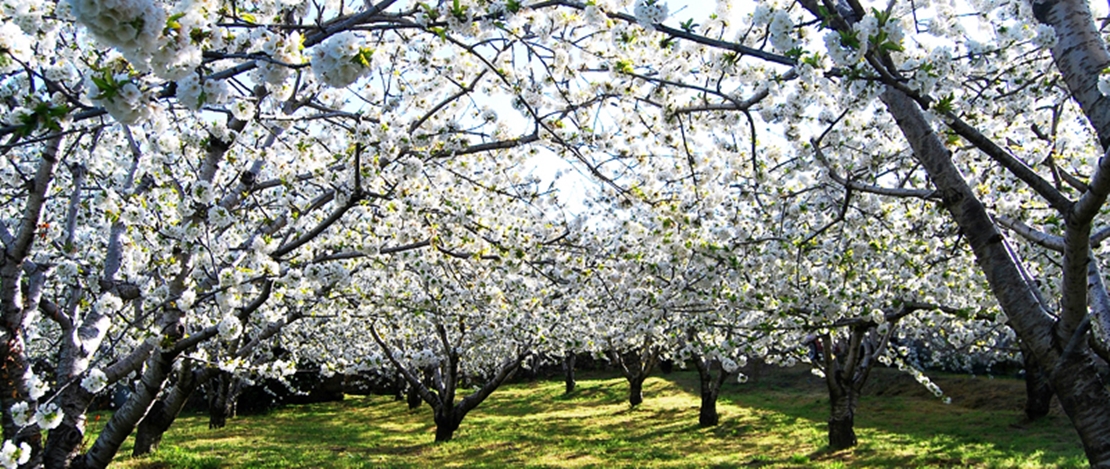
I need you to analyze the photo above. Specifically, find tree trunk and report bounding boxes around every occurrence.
[695,360,720,427]
[407,384,423,410]
[393,373,405,402]
[433,409,462,442]
[563,352,576,395]
[207,371,241,429]
[1021,343,1054,421]
[133,366,205,456]
[133,399,170,456]
[628,377,645,407]
[699,390,719,427]
[827,388,858,450]
[881,87,1110,465]
[73,347,178,469]
[42,421,83,469]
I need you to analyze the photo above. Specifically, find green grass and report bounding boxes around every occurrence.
[107,370,1087,468]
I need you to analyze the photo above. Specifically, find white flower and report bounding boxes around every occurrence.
[26,373,47,400]
[633,0,668,28]
[9,403,31,427]
[34,403,62,430]
[1099,73,1110,98]
[0,440,31,469]
[208,205,233,228]
[202,79,230,105]
[95,292,123,313]
[81,369,108,394]
[768,11,796,53]
[229,99,255,121]
[176,75,204,110]
[68,0,167,69]
[0,23,32,73]
[720,357,739,373]
[192,181,216,204]
[218,315,242,340]
[1033,24,1057,49]
[311,31,372,88]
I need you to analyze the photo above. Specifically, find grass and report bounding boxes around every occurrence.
[106,368,1087,468]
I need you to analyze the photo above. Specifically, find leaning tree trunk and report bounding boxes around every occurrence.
[134,365,208,456]
[73,346,179,469]
[880,87,1110,465]
[563,352,577,395]
[1020,342,1054,421]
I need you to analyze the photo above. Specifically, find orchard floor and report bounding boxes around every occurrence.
[110,367,1086,468]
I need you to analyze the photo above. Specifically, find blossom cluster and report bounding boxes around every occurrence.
[310,31,375,88]
[0,22,32,73]
[633,0,668,28]
[67,0,165,69]
[86,71,158,125]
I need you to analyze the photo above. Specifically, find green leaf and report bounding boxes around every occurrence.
[934,93,955,114]
[680,18,698,33]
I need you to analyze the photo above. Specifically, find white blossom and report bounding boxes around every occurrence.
[81,369,109,394]
[633,0,668,28]
[0,440,30,469]
[34,403,62,430]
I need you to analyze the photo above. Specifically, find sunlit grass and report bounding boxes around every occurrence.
[109,370,1086,468]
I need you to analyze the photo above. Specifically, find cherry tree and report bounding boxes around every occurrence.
[542,0,1110,462]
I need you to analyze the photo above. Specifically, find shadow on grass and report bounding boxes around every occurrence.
[665,367,1086,468]
[120,369,1086,468]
